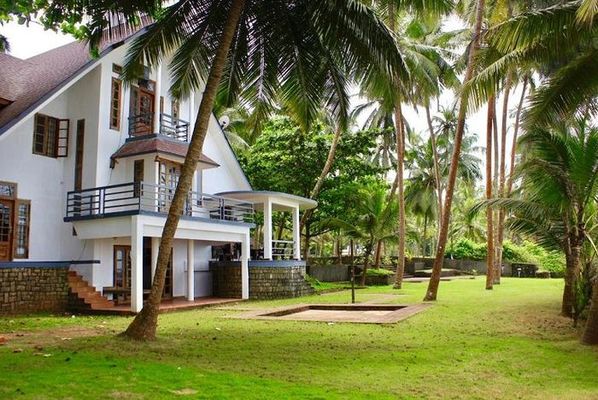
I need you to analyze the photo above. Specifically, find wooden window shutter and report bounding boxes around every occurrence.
[57,119,70,157]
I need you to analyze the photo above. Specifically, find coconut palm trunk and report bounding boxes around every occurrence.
[495,76,512,284]
[582,278,598,345]
[425,104,444,228]
[123,0,246,341]
[393,104,407,289]
[485,95,495,290]
[424,0,486,301]
[506,77,528,195]
[300,124,343,231]
[562,239,581,318]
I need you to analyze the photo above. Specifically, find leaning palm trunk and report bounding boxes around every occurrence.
[581,278,598,345]
[495,76,512,284]
[393,104,406,289]
[123,0,246,341]
[485,95,495,290]
[300,124,343,232]
[424,0,486,301]
[425,104,443,229]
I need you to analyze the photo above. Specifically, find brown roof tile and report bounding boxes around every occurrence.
[0,20,152,134]
[111,136,219,167]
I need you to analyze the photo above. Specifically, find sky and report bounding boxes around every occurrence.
[0,19,523,184]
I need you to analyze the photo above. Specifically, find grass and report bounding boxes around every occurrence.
[0,278,597,399]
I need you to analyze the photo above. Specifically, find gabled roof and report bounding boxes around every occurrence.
[111,135,219,168]
[0,21,151,136]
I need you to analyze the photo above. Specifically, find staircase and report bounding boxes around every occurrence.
[67,271,114,311]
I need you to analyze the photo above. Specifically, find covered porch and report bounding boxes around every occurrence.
[70,213,253,313]
[216,191,317,261]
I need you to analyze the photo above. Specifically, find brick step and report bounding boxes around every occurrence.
[67,271,115,312]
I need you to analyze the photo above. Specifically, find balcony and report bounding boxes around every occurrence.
[65,182,254,223]
[128,113,190,142]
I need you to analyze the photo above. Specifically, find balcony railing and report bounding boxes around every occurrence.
[128,113,190,142]
[65,182,254,223]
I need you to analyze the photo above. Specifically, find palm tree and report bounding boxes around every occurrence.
[424,0,487,301]
[84,0,407,340]
[326,184,399,286]
[356,2,455,289]
[467,0,597,128]
[484,118,598,328]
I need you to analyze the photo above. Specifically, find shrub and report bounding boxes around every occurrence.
[446,239,565,277]
[366,268,394,276]
[445,239,486,260]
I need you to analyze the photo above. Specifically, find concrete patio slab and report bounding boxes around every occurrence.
[234,303,432,324]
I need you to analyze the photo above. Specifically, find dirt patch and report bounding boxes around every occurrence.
[2,325,113,349]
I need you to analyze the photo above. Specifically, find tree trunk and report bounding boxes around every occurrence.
[495,76,512,285]
[485,95,495,290]
[300,124,343,231]
[425,104,443,229]
[393,104,406,289]
[122,0,246,341]
[562,243,580,318]
[506,77,528,196]
[360,246,372,286]
[581,278,598,345]
[423,213,428,256]
[423,0,486,301]
[303,221,311,261]
[374,240,383,269]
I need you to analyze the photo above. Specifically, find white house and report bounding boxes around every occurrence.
[0,26,316,313]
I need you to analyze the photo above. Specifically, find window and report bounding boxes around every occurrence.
[13,200,30,259]
[33,114,69,158]
[133,159,144,198]
[110,78,122,130]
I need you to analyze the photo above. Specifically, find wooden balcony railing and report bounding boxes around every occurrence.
[65,182,254,223]
[128,113,190,142]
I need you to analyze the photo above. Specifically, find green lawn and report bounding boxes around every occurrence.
[0,278,597,399]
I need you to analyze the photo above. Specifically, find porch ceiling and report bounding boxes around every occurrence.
[215,190,317,211]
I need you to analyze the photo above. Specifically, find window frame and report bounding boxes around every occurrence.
[33,113,69,158]
[13,199,30,259]
[110,77,123,131]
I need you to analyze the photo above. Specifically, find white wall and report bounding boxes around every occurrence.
[0,38,251,301]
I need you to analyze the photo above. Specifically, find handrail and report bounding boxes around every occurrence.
[128,112,190,142]
[66,181,254,223]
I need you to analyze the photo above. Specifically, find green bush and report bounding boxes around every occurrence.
[446,239,565,277]
[446,239,486,260]
[366,268,394,276]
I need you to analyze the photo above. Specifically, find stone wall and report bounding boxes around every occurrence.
[210,261,315,300]
[0,265,69,315]
[307,264,350,282]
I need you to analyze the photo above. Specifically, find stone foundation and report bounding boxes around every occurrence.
[210,261,315,300]
[0,265,69,315]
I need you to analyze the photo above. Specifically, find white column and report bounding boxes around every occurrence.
[153,63,162,134]
[187,240,195,301]
[151,237,159,281]
[130,216,144,313]
[263,199,273,260]
[241,233,250,299]
[293,206,301,260]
